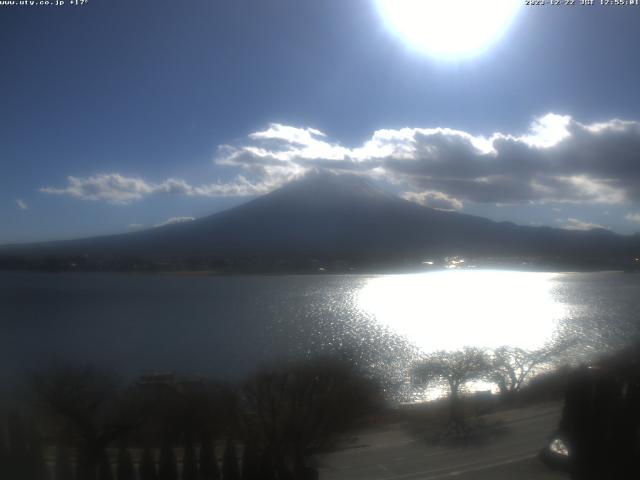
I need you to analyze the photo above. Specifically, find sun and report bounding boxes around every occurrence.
[375,0,521,60]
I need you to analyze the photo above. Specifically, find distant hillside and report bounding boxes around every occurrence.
[2,172,639,272]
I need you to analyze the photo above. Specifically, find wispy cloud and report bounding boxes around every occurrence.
[15,199,28,210]
[128,223,144,230]
[154,216,195,228]
[625,212,640,223]
[559,218,608,231]
[40,174,271,205]
[40,174,154,204]
[401,190,463,211]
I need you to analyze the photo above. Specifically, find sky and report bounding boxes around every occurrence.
[2,0,640,244]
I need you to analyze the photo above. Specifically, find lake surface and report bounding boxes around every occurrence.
[1,270,640,388]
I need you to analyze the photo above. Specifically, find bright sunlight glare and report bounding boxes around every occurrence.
[375,0,522,59]
[357,270,568,353]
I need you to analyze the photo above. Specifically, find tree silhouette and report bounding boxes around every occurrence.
[116,447,134,480]
[0,429,7,480]
[27,419,49,480]
[97,452,113,480]
[243,358,379,472]
[222,439,239,480]
[139,447,156,480]
[240,440,259,480]
[198,437,219,480]
[32,366,145,480]
[413,347,490,428]
[157,442,177,480]
[182,438,197,480]
[53,445,74,480]
[7,412,30,479]
[136,377,236,454]
[258,450,275,480]
[488,341,574,402]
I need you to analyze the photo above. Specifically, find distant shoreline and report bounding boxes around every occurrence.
[0,266,631,277]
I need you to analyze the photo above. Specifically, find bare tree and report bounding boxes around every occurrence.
[116,446,134,480]
[240,438,259,480]
[31,365,145,480]
[242,358,380,477]
[198,437,220,480]
[53,445,74,480]
[139,447,156,480]
[412,347,490,427]
[182,437,197,480]
[157,441,177,480]
[222,439,240,480]
[134,375,237,447]
[488,339,576,402]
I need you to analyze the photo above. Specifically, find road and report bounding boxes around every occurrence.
[319,403,568,480]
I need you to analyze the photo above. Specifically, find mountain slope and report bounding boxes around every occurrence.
[1,172,637,271]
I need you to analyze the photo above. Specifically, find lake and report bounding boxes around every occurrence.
[1,270,639,389]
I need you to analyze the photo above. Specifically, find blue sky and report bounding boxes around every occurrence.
[2,0,640,243]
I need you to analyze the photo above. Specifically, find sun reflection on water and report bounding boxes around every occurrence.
[356,270,568,354]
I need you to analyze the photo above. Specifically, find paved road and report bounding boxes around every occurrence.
[319,403,568,480]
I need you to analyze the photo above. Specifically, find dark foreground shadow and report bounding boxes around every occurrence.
[541,344,640,479]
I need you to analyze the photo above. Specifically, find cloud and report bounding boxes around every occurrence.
[217,115,640,207]
[40,174,154,204]
[154,216,195,228]
[16,199,28,210]
[560,218,608,231]
[401,190,463,210]
[40,114,640,210]
[40,173,271,205]
[625,212,640,223]
[128,223,144,229]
